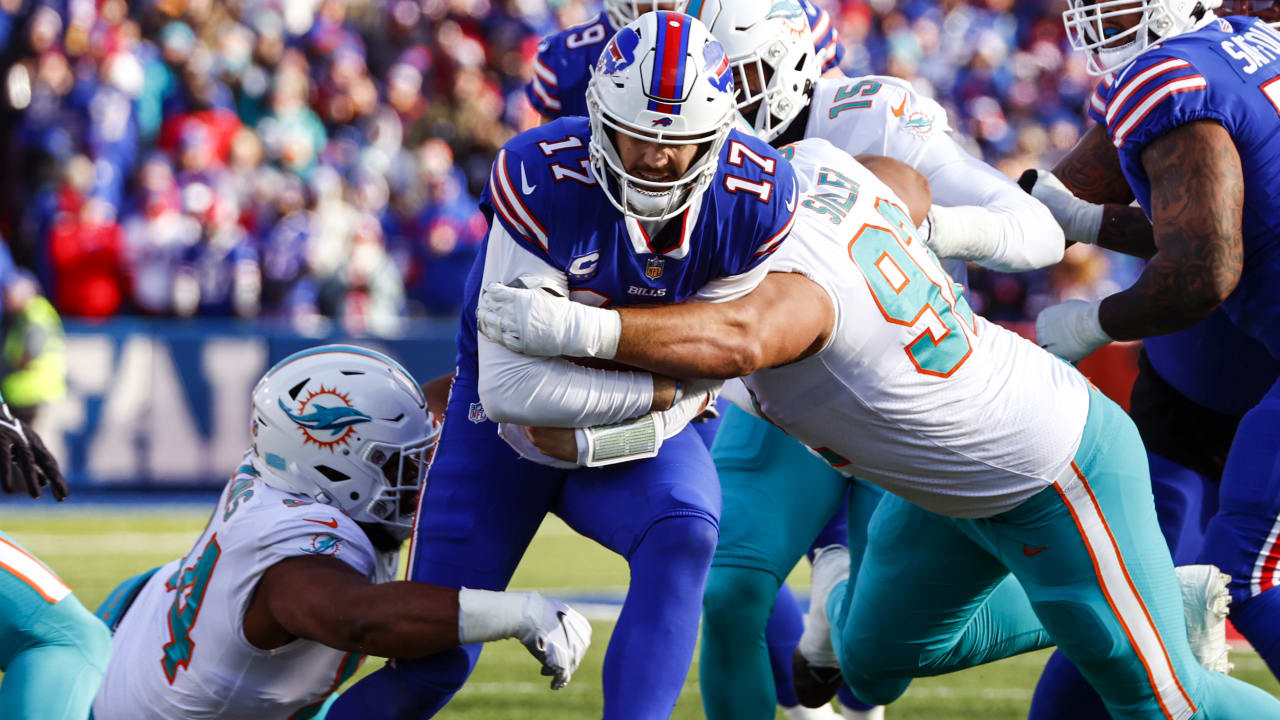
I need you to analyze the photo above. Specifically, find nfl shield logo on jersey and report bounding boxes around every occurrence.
[468,402,487,424]
[645,257,665,280]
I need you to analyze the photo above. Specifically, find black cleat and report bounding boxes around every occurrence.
[792,647,843,709]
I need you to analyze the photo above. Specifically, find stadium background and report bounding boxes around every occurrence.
[2,0,1275,717]
[0,0,1144,488]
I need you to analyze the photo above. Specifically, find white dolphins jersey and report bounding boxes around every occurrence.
[93,456,393,720]
[746,138,1091,518]
[803,74,967,283]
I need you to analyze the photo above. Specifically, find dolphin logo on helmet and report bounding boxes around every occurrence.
[278,397,372,438]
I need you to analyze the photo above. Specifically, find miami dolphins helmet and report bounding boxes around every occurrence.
[586,11,737,221]
[250,344,438,542]
[1064,0,1222,74]
[694,0,818,142]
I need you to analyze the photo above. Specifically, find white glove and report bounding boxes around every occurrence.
[1023,169,1103,245]
[1035,299,1113,363]
[498,422,581,469]
[478,278,621,359]
[517,593,593,690]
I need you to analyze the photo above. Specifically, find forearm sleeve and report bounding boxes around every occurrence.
[919,134,1065,272]
[477,223,654,427]
[477,340,654,426]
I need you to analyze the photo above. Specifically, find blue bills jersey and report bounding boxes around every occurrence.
[456,116,797,374]
[1089,15,1280,361]
[526,2,845,120]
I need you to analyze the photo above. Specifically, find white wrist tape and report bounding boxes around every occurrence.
[1028,170,1103,245]
[924,205,1002,262]
[458,588,529,644]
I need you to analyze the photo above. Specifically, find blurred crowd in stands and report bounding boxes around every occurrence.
[0,0,1138,335]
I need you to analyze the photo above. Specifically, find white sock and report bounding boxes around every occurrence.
[798,545,850,667]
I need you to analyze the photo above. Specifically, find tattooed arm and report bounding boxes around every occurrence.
[1052,124,1158,259]
[1096,120,1244,339]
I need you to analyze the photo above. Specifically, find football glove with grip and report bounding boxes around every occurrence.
[0,403,66,501]
[477,279,621,359]
[458,588,592,690]
[1035,299,1113,363]
[1017,169,1104,246]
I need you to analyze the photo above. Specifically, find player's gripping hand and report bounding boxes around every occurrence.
[518,593,592,690]
[1017,169,1103,246]
[1035,299,1113,363]
[477,278,621,359]
[0,403,66,501]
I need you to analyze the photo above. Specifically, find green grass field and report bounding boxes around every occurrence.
[4,505,1278,719]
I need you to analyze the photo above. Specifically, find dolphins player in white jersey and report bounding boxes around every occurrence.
[476,140,1280,720]
[684,1,1067,717]
[91,345,591,720]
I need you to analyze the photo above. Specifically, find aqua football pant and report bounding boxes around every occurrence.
[0,530,110,720]
[828,388,1280,719]
[699,406,883,720]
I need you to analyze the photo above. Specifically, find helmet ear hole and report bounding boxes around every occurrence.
[314,465,351,483]
[349,491,360,501]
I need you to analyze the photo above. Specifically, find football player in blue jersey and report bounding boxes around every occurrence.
[1021,0,1280,716]
[527,8,850,717]
[0,397,112,720]
[527,0,844,122]
[328,12,799,720]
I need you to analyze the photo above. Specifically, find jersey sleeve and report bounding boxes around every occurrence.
[1087,74,1115,125]
[256,508,379,581]
[1102,51,1216,151]
[800,0,845,72]
[526,39,565,119]
[479,144,561,269]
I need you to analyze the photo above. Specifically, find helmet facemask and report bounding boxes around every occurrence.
[731,36,815,143]
[1064,0,1220,75]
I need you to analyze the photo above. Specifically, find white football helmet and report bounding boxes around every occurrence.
[586,11,737,221]
[1064,0,1222,75]
[695,0,818,142]
[250,344,438,542]
[603,0,689,30]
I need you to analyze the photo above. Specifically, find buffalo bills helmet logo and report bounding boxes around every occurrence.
[651,117,674,127]
[702,41,733,94]
[599,27,641,77]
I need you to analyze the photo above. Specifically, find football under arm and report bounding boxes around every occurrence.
[249,555,461,658]
[609,272,834,379]
[1049,123,1157,259]
[1097,120,1244,340]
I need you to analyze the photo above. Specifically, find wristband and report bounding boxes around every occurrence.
[576,414,661,467]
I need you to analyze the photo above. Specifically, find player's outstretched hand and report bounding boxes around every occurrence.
[1035,299,1113,363]
[477,277,621,359]
[517,592,592,690]
[0,403,67,501]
